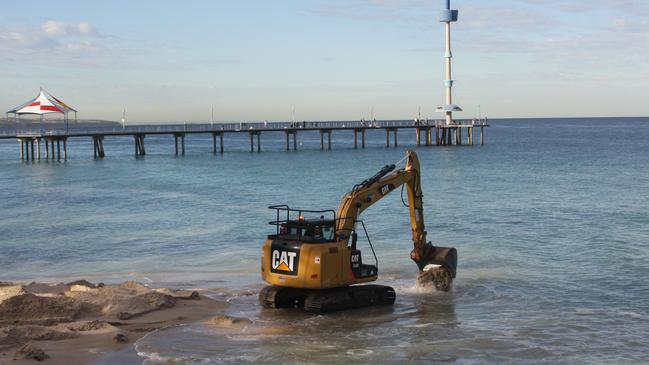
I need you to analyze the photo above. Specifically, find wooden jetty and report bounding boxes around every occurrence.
[1,119,488,161]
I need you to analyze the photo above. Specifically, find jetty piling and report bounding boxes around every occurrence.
[284,130,298,151]
[319,129,332,150]
[481,125,484,145]
[416,128,424,146]
[211,132,224,154]
[249,131,261,152]
[23,139,29,161]
[174,133,185,155]
[285,131,289,151]
[385,128,399,148]
[134,134,146,156]
[320,130,324,150]
[92,136,105,158]
[17,135,67,161]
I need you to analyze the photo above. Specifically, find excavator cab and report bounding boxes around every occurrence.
[268,208,379,279]
[262,205,379,286]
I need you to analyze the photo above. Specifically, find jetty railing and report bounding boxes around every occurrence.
[1,119,488,138]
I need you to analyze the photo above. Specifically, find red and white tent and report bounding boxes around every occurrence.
[6,89,77,132]
[8,89,77,115]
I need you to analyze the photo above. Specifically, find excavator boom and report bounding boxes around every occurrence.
[336,151,457,277]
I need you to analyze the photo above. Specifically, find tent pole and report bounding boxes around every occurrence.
[7,113,14,134]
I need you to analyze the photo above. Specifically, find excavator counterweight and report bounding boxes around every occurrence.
[259,151,457,313]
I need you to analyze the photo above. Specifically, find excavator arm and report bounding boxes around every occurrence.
[335,150,457,279]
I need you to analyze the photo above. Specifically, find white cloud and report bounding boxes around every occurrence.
[41,20,98,36]
[77,22,95,35]
[41,20,65,35]
[0,20,125,68]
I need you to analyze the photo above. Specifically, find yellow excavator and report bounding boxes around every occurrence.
[259,150,457,313]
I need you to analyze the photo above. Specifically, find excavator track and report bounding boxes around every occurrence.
[259,286,306,309]
[304,285,395,314]
[260,285,395,314]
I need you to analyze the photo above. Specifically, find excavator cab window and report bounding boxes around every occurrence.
[276,220,336,243]
[269,206,337,243]
[321,225,335,241]
[350,232,358,250]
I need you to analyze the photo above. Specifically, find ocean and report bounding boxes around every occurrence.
[1,117,648,364]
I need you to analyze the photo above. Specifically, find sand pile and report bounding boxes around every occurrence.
[209,315,253,328]
[0,280,226,364]
[0,294,86,326]
[64,281,180,320]
[0,281,200,325]
[13,343,49,361]
[206,314,292,337]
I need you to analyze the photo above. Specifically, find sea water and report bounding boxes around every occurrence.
[1,118,648,364]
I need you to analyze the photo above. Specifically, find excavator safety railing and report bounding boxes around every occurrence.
[268,205,337,237]
[268,205,379,269]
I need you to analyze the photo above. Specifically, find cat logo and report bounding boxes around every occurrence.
[351,253,361,270]
[379,184,394,196]
[270,245,300,275]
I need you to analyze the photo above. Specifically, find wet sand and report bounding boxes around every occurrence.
[0,281,228,365]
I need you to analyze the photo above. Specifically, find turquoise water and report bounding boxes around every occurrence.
[1,118,648,364]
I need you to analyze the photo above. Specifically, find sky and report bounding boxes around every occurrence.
[1,0,648,123]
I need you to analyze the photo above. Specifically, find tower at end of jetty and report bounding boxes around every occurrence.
[435,0,462,126]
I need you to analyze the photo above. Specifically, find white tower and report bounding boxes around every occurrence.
[435,0,462,126]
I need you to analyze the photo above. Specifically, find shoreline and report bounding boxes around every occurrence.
[0,280,229,365]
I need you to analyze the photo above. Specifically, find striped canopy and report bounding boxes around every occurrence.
[8,89,77,115]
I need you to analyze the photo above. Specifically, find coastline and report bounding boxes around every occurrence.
[0,280,229,365]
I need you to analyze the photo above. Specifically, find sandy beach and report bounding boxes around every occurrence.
[0,280,229,364]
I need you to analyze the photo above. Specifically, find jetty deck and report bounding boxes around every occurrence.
[1,119,488,161]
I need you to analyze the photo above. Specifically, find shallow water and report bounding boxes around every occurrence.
[1,118,648,364]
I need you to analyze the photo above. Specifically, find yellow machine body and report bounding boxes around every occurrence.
[261,239,377,290]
